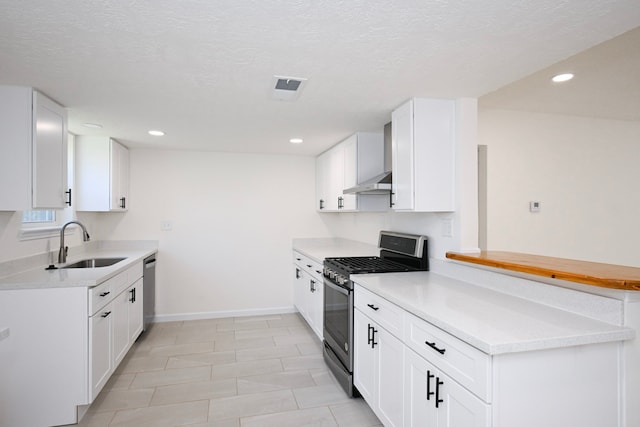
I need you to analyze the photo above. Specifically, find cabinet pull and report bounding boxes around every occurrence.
[129,288,136,303]
[426,370,435,400]
[295,268,301,279]
[367,324,373,346]
[371,327,378,348]
[425,341,446,355]
[315,270,322,275]
[99,291,111,297]
[119,197,126,209]
[319,199,324,210]
[65,188,72,206]
[435,377,444,408]
[337,196,344,209]
[367,303,379,311]
[101,311,112,318]
[310,280,316,292]
[389,190,394,207]
[306,264,312,268]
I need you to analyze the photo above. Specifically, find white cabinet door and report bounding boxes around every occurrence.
[110,140,129,211]
[76,136,129,212]
[307,274,323,339]
[391,100,414,210]
[405,348,489,427]
[354,308,404,427]
[112,289,129,366]
[89,303,113,402]
[354,308,376,403]
[32,91,68,208]
[341,134,358,211]
[128,279,144,343]
[293,264,307,318]
[376,327,405,427]
[0,86,68,210]
[391,98,457,212]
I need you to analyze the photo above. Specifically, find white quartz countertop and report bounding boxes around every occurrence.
[293,237,379,263]
[353,271,635,355]
[0,241,157,291]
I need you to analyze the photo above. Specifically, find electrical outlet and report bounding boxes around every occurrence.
[441,218,453,237]
[160,221,173,231]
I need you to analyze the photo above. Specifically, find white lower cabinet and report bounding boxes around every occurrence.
[405,347,489,427]
[354,308,404,427]
[88,262,144,402]
[89,302,114,400]
[292,251,324,340]
[354,283,621,427]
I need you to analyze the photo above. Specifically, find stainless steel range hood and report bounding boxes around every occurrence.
[343,171,392,194]
[343,122,393,195]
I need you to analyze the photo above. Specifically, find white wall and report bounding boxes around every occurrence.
[478,108,640,267]
[98,149,331,319]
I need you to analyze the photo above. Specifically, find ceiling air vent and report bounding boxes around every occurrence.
[271,75,307,101]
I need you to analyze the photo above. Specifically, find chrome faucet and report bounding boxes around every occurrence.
[58,221,91,264]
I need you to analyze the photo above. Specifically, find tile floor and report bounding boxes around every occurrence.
[76,313,382,427]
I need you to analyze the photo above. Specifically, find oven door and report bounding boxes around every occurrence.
[323,278,353,372]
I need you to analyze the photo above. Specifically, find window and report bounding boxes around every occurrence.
[22,210,56,224]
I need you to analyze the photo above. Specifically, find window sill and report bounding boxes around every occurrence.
[19,226,73,241]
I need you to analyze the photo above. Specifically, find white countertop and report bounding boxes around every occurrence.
[0,241,158,291]
[353,271,634,355]
[293,237,379,262]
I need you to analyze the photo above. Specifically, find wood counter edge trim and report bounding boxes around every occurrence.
[445,252,640,291]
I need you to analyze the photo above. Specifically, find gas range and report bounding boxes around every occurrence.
[323,231,429,290]
[322,230,429,397]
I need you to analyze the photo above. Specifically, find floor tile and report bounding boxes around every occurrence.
[241,406,338,427]
[293,383,353,409]
[209,389,298,420]
[236,344,300,362]
[281,353,327,371]
[151,378,237,405]
[166,350,236,369]
[211,358,283,380]
[234,326,292,339]
[109,400,209,427]
[90,387,155,413]
[77,410,115,426]
[102,372,135,391]
[147,341,215,358]
[115,355,168,374]
[329,400,381,427]
[214,335,276,351]
[175,329,235,345]
[237,370,316,395]
[130,365,212,388]
[216,320,270,331]
[190,419,240,427]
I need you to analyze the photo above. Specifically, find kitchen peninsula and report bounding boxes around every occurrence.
[293,238,637,426]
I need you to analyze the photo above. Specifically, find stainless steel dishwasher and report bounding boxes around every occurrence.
[143,254,156,331]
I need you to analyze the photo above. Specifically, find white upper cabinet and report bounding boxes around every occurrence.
[0,86,69,210]
[75,136,130,212]
[316,131,388,212]
[391,98,456,212]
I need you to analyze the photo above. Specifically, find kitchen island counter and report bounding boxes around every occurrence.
[353,270,634,355]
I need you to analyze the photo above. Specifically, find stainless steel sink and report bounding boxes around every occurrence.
[62,257,126,269]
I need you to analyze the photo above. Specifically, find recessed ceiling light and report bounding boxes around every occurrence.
[552,73,574,83]
[82,123,103,129]
[148,130,165,136]
[289,138,303,144]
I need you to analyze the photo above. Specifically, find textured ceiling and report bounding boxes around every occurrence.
[0,0,639,155]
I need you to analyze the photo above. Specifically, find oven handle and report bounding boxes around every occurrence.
[324,278,351,296]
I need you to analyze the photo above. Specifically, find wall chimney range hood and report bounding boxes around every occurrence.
[343,171,392,194]
[343,122,393,195]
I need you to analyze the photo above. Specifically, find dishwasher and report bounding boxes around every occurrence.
[143,254,157,331]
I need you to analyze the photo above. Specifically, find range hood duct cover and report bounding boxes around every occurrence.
[343,122,393,195]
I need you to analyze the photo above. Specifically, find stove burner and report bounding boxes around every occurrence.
[325,256,414,274]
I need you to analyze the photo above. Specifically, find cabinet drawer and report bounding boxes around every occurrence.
[126,261,143,283]
[355,285,404,338]
[293,251,323,280]
[404,311,491,402]
[89,271,127,315]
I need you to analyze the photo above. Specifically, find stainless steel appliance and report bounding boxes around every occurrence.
[322,231,429,396]
[143,254,156,331]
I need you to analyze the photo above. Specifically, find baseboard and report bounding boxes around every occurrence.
[152,305,298,323]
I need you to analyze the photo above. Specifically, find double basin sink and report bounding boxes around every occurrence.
[62,257,126,269]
